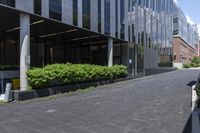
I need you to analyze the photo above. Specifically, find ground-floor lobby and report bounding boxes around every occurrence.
[0,6,148,91]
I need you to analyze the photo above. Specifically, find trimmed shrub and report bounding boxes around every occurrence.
[183,64,191,68]
[27,64,127,89]
[192,57,200,65]
[158,62,173,67]
[184,57,200,69]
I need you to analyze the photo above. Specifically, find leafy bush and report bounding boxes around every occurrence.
[158,62,173,67]
[27,64,127,89]
[192,57,200,65]
[183,64,191,68]
[183,57,200,69]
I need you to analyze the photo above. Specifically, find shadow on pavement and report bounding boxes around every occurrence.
[182,114,191,133]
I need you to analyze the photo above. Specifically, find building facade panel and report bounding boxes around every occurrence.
[42,0,49,18]
[0,0,174,78]
[16,0,34,13]
[78,0,83,27]
[62,0,73,25]
[172,1,199,67]
[110,0,116,37]
[90,0,98,32]
[101,0,105,34]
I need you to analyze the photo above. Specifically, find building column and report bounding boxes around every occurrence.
[108,38,113,67]
[20,13,30,91]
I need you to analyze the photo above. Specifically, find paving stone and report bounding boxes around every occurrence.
[0,69,198,133]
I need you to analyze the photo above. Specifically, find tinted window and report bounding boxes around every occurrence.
[49,0,62,21]
[98,0,101,32]
[105,0,110,35]
[82,0,90,29]
[73,0,78,26]
[0,0,15,7]
[115,0,118,37]
[34,0,41,15]
[120,0,124,39]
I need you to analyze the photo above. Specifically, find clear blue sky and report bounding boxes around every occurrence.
[176,0,200,24]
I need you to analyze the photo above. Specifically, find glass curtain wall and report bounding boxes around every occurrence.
[137,5,144,75]
[0,0,15,7]
[49,0,62,21]
[98,0,101,33]
[104,0,110,35]
[34,0,41,15]
[0,31,19,66]
[120,0,124,39]
[73,0,78,26]
[82,0,90,29]
[115,0,118,37]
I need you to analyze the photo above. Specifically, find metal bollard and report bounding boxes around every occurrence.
[4,83,12,103]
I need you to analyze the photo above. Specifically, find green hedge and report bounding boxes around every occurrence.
[27,64,127,89]
[158,62,173,67]
[183,64,191,68]
[183,57,200,68]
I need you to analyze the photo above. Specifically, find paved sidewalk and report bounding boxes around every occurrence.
[0,69,199,133]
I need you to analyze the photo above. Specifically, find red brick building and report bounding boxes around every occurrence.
[173,36,198,68]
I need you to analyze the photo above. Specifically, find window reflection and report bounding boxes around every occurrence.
[49,0,62,21]
[34,0,41,15]
[0,0,15,7]
[105,0,110,35]
[82,0,90,29]
[73,0,78,26]
[98,0,101,33]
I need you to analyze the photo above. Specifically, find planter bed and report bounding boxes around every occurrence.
[12,77,133,101]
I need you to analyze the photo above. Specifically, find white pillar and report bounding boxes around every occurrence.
[20,13,30,91]
[108,38,113,67]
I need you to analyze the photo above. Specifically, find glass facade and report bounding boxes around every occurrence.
[0,0,15,7]
[34,0,41,15]
[172,2,199,47]
[0,0,175,76]
[49,0,62,21]
[82,0,90,29]
[98,0,101,33]
[104,0,110,35]
[115,0,118,37]
[73,0,78,26]
[120,0,125,39]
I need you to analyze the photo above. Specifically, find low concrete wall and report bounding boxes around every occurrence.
[12,77,133,101]
[173,63,183,69]
[145,68,177,76]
